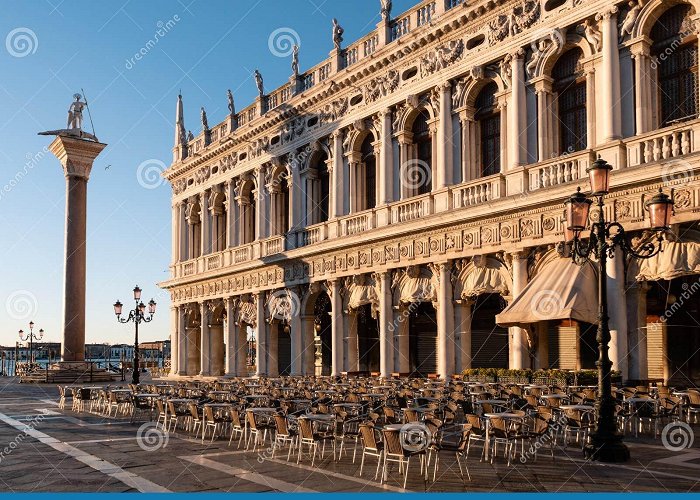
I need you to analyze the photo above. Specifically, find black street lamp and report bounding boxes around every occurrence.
[559,157,674,463]
[113,285,156,385]
[18,321,44,369]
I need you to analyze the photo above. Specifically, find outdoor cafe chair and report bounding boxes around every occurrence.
[188,402,203,436]
[273,414,298,461]
[488,415,525,466]
[428,423,472,484]
[381,426,427,489]
[296,417,334,466]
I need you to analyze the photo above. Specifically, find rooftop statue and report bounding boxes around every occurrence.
[332,19,344,51]
[38,93,99,142]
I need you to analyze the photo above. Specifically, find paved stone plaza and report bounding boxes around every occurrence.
[0,380,697,493]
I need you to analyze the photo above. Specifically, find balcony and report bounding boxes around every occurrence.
[527,150,592,192]
[626,121,700,168]
[391,193,433,223]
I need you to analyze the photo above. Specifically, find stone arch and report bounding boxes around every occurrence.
[461,74,508,111]
[540,33,595,78]
[344,122,378,155]
[633,0,698,40]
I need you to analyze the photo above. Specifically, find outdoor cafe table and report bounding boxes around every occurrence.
[483,412,524,461]
[559,404,595,412]
[303,413,335,430]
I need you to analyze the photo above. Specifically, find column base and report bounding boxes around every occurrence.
[584,434,630,463]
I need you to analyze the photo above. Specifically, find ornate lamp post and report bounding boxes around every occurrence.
[113,285,156,385]
[19,321,44,368]
[559,157,674,462]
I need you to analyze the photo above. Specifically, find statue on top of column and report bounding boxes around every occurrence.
[332,18,344,51]
[291,44,299,77]
[254,69,265,97]
[227,89,235,115]
[38,93,99,142]
[380,0,392,21]
[200,107,209,131]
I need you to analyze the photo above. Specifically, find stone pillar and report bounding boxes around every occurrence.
[224,298,236,376]
[46,136,107,362]
[348,154,359,213]
[630,41,653,135]
[224,181,234,248]
[509,51,527,169]
[255,292,267,376]
[607,247,629,379]
[177,307,188,375]
[510,252,528,369]
[455,300,472,371]
[290,310,302,375]
[171,202,181,264]
[599,7,622,142]
[254,167,266,240]
[200,191,210,256]
[437,262,455,378]
[346,310,359,372]
[301,315,315,375]
[170,306,179,376]
[199,302,211,376]
[179,202,188,261]
[378,272,393,378]
[437,82,453,188]
[330,279,344,376]
[379,109,394,205]
[497,95,508,173]
[458,109,477,182]
[585,65,597,149]
[533,77,554,162]
[331,131,343,218]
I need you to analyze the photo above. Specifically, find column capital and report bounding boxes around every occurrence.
[596,5,618,20]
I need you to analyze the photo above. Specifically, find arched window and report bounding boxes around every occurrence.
[411,110,432,195]
[553,48,587,154]
[651,4,699,126]
[360,135,376,210]
[475,82,501,177]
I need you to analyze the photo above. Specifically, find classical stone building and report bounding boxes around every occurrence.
[161,0,700,386]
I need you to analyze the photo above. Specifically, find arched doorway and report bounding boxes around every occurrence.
[356,303,380,373]
[471,293,508,368]
[313,292,332,376]
[408,302,438,376]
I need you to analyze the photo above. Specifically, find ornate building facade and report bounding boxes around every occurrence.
[161,0,700,386]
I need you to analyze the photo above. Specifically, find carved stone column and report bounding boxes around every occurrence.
[224,298,237,377]
[255,292,267,376]
[497,94,508,173]
[171,202,181,265]
[379,109,394,204]
[584,64,597,149]
[509,252,528,370]
[331,131,343,218]
[199,301,211,376]
[200,191,211,256]
[347,152,360,213]
[630,40,653,135]
[330,279,344,376]
[254,167,266,240]
[532,76,554,162]
[599,7,622,142]
[607,246,629,379]
[177,306,188,375]
[397,133,412,199]
[437,82,453,187]
[508,50,527,169]
[458,108,477,182]
[378,271,393,377]
[224,180,234,248]
[169,306,179,376]
[436,261,455,378]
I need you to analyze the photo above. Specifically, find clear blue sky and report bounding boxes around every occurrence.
[0,0,416,347]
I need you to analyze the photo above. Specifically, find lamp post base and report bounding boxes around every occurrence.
[584,433,630,462]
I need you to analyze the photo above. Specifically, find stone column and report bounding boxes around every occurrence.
[379,109,394,205]
[455,300,472,371]
[171,202,181,264]
[509,51,527,169]
[46,136,107,362]
[437,82,453,188]
[346,310,359,372]
[177,306,188,375]
[607,247,629,379]
[510,252,528,369]
[630,41,653,135]
[533,77,554,162]
[200,191,210,256]
[254,167,266,240]
[348,154,359,213]
[224,298,236,376]
[290,309,302,375]
[497,95,508,173]
[458,109,477,182]
[437,262,455,379]
[585,65,597,149]
[255,292,267,376]
[224,181,234,248]
[179,202,188,261]
[330,279,344,376]
[301,315,316,375]
[331,132,343,218]
[397,134,411,199]
[378,272,393,377]
[199,302,211,376]
[599,7,622,142]
[170,306,179,376]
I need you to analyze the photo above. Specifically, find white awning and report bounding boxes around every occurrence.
[636,240,700,281]
[462,266,509,298]
[495,256,598,329]
[347,285,377,310]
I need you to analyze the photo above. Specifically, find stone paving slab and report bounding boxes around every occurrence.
[0,380,698,492]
